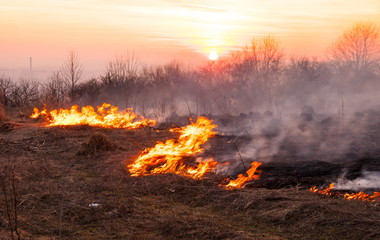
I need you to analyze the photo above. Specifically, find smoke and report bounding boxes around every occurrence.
[335,171,380,191]
[146,58,380,178]
[211,99,380,177]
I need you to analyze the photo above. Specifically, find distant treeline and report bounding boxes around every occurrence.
[1,23,379,119]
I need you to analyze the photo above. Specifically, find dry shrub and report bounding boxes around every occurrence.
[0,106,5,122]
[0,123,15,133]
[0,90,6,122]
[77,132,117,155]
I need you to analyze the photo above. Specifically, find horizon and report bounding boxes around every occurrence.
[1,0,380,81]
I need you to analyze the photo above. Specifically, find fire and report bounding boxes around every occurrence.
[309,183,380,202]
[127,116,263,186]
[127,117,218,179]
[223,161,262,188]
[343,191,380,201]
[309,183,335,196]
[30,103,156,129]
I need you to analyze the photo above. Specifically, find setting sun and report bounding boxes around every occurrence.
[208,51,218,61]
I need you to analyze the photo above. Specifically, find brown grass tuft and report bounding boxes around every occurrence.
[77,132,117,155]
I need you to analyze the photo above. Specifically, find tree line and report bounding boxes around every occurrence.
[0,22,379,120]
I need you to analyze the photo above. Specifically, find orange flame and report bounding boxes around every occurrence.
[222,161,262,189]
[309,183,335,196]
[343,191,380,201]
[127,116,262,186]
[30,103,156,129]
[127,117,218,179]
[309,183,380,202]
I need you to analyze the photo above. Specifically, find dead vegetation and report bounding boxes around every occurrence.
[0,87,6,123]
[0,115,379,240]
[77,132,117,155]
[0,107,6,123]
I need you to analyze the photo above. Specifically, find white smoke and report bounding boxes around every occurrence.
[334,171,380,191]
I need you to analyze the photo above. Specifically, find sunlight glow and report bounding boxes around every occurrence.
[1,0,380,70]
[208,51,218,61]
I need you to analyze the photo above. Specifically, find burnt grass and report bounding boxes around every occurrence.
[0,116,379,240]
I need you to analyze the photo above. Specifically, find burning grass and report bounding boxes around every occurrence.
[127,116,263,188]
[310,183,380,202]
[222,161,262,189]
[127,117,218,179]
[30,103,156,129]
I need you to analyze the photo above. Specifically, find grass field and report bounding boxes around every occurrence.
[0,113,379,240]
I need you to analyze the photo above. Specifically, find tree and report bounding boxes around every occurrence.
[61,50,83,101]
[284,57,331,106]
[9,79,39,108]
[330,22,380,74]
[0,86,5,122]
[41,71,66,107]
[75,78,101,105]
[0,75,13,106]
[230,35,284,111]
[103,52,139,84]
[101,52,141,107]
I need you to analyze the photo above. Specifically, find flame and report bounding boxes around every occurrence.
[309,183,335,196]
[127,117,218,179]
[343,191,380,201]
[222,161,262,188]
[31,106,48,119]
[309,183,380,202]
[127,116,262,186]
[30,103,156,129]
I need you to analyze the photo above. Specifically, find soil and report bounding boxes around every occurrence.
[0,113,379,240]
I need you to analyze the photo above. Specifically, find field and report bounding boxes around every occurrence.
[0,111,379,240]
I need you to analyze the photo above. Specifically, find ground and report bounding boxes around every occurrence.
[0,113,379,240]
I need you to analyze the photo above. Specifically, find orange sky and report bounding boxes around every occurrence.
[0,0,379,79]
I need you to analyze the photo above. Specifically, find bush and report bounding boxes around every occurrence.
[0,87,6,122]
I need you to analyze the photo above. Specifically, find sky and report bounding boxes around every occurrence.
[0,0,379,80]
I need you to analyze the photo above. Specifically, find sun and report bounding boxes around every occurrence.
[208,51,218,61]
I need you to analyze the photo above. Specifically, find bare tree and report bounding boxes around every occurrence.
[330,22,380,74]
[75,78,101,105]
[61,50,83,101]
[0,75,13,106]
[9,79,40,108]
[101,52,140,107]
[41,71,66,107]
[284,57,331,106]
[104,52,139,83]
[228,35,283,111]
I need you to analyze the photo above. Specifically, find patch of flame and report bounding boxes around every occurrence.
[309,183,335,196]
[222,161,262,189]
[30,103,156,129]
[343,191,380,201]
[127,117,218,179]
[309,183,380,202]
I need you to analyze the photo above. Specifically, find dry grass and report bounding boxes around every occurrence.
[77,132,117,155]
[0,117,379,240]
[0,105,6,123]
[0,88,6,123]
